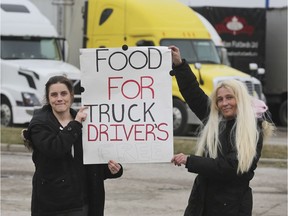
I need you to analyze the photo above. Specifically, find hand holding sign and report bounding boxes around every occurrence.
[108,160,122,174]
[75,106,88,123]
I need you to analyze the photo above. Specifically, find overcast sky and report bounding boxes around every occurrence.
[178,0,287,8]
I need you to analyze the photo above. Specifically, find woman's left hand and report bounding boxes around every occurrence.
[171,153,188,166]
[108,160,121,174]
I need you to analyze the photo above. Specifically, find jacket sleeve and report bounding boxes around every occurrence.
[185,132,264,181]
[172,60,210,122]
[30,120,82,158]
[103,164,123,180]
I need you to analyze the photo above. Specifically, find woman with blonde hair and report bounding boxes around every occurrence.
[169,46,275,216]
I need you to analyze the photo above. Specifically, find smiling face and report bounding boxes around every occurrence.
[48,83,73,114]
[216,86,237,119]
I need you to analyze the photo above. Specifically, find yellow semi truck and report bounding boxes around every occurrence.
[83,0,265,136]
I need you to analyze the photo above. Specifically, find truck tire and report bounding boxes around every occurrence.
[279,100,287,126]
[1,97,13,127]
[173,98,189,136]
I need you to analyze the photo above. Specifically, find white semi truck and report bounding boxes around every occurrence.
[0,0,82,126]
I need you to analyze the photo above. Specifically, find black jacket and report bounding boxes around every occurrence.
[26,105,123,216]
[172,60,264,216]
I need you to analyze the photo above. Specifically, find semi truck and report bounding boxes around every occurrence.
[83,0,265,136]
[190,4,287,126]
[196,12,266,102]
[0,0,82,127]
[264,7,287,126]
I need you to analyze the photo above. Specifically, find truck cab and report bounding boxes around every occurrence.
[1,0,82,126]
[84,0,265,135]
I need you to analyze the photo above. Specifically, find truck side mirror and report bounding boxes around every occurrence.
[58,38,69,62]
[195,62,202,70]
[220,47,231,66]
[63,40,69,62]
[194,62,202,70]
[195,63,204,85]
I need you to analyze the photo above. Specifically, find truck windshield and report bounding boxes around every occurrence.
[161,39,220,64]
[1,36,62,60]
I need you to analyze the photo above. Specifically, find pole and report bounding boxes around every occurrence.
[52,0,75,38]
[265,0,269,9]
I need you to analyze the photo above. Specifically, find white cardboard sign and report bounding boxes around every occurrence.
[79,46,173,164]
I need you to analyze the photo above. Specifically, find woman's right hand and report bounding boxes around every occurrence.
[75,106,88,123]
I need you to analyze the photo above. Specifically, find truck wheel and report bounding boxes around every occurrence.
[173,98,189,136]
[279,100,287,126]
[1,98,13,127]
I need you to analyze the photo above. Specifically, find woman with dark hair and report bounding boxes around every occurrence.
[22,75,123,216]
[169,46,275,216]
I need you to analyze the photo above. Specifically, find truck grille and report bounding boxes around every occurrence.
[71,79,81,103]
[215,78,256,97]
[254,83,262,99]
[243,80,254,96]
[214,78,263,100]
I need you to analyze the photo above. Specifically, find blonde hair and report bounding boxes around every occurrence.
[195,79,275,174]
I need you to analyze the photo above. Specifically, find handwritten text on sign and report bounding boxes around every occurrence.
[80,47,173,164]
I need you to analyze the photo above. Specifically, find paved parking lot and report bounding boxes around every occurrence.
[1,127,287,215]
[1,150,287,216]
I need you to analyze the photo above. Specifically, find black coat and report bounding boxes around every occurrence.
[27,105,123,216]
[172,61,263,216]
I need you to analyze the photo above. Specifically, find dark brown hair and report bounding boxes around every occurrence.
[23,76,75,151]
[45,75,74,104]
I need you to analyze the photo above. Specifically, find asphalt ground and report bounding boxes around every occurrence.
[1,127,287,216]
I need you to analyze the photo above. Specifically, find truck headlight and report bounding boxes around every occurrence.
[21,93,41,106]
